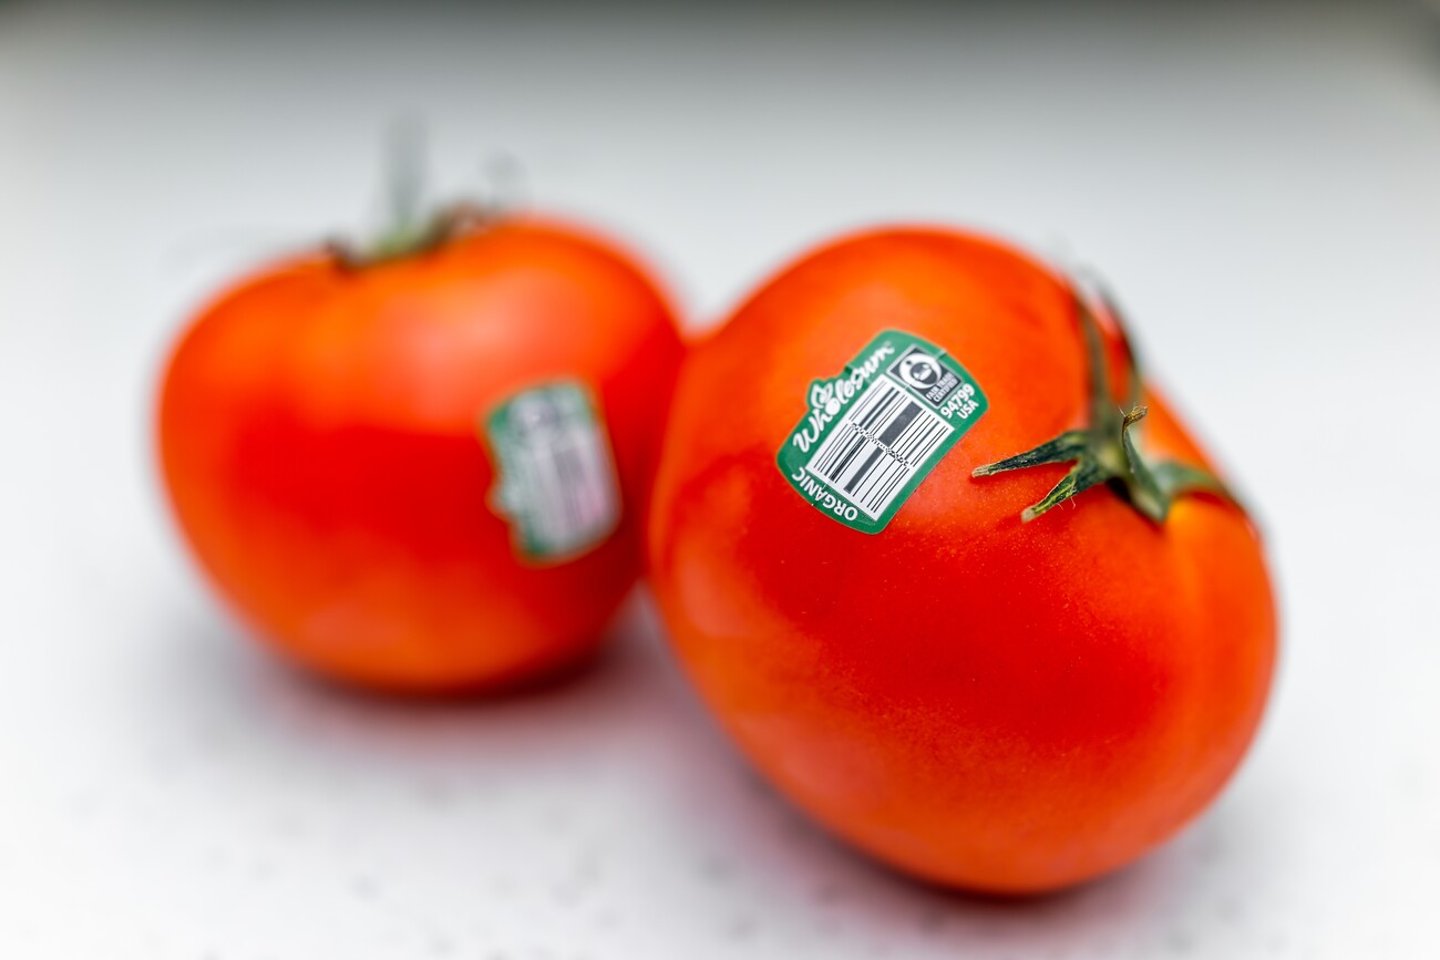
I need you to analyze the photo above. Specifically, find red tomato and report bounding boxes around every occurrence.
[159,218,684,693]
[648,226,1276,893]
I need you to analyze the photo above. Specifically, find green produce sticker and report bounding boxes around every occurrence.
[483,380,620,563]
[776,330,988,534]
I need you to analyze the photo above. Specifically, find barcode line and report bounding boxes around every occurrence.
[803,375,954,520]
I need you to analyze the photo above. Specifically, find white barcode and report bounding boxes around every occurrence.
[804,376,953,519]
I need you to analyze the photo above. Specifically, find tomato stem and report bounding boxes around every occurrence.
[972,285,1239,524]
[328,121,498,270]
[329,202,492,270]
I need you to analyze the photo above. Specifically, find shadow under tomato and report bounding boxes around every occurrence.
[273,633,619,710]
[129,588,1272,958]
[669,759,1271,957]
[138,590,674,767]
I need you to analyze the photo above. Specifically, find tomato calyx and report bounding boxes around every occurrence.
[972,285,1235,525]
[326,123,508,270]
[328,201,494,270]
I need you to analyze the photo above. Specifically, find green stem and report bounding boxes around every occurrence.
[971,286,1239,525]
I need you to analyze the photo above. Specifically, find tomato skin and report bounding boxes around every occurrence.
[648,227,1276,893]
[159,219,684,693]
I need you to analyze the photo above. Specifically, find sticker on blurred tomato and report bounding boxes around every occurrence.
[484,380,621,563]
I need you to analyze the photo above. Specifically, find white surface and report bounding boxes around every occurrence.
[3,2,1439,957]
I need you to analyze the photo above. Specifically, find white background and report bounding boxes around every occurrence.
[2,1,1438,957]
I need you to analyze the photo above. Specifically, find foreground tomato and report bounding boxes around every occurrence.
[648,227,1276,893]
[159,217,684,692]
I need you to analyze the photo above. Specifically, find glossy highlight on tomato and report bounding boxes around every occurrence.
[159,218,684,693]
[647,226,1277,893]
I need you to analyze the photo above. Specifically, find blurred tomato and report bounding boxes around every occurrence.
[159,218,684,693]
[648,226,1275,892]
